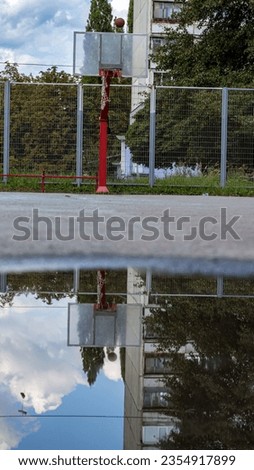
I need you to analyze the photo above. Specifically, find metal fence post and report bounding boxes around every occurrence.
[149,85,156,187]
[73,268,80,293]
[76,83,83,186]
[3,80,11,183]
[220,87,228,188]
[146,269,152,299]
[217,275,224,298]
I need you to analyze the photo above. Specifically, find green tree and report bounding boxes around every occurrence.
[154,0,254,87]
[127,0,134,33]
[0,61,32,82]
[86,0,113,32]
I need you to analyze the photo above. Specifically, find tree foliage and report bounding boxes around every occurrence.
[6,271,76,304]
[86,0,113,32]
[154,0,254,87]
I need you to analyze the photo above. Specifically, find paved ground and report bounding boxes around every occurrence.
[0,192,253,276]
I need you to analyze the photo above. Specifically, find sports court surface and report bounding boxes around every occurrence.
[0,192,253,277]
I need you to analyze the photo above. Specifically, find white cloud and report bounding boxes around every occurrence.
[0,0,129,76]
[111,0,129,22]
[0,0,91,74]
[103,347,122,381]
[0,294,87,414]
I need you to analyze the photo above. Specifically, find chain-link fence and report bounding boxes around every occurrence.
[155,87,222,183]
[9,83,78,174]
[228,89,254,175]
[1,81,254,189]
[148,272,254,299]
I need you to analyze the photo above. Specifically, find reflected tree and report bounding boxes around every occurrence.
[0,291,15,308]
[146,297,254,449]
[80,347,105,386]
[7,271,75,304]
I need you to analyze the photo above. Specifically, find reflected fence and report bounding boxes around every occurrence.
[1,80,254,190]
[2,270,254,301]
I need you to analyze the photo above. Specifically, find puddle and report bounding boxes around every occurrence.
[1,269,254,450]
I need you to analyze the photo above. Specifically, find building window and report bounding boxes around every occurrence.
[145,355,172,374]
[143,387,170,408]
[151,36,166,51]
[153,1,182,21]
[142,426,173,445]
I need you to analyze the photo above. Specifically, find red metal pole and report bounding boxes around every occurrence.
[41,170,45,193]
[96,270,108,309]
[96,70,112,194]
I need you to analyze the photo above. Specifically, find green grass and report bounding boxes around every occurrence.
[0,172,254,196]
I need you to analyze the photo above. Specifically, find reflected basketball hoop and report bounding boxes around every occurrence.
[73,31,148,193]
[67,303,142,348]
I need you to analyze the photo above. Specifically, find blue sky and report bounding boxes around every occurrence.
[0,293,125,450]
[16,378,124,450]
[0,1,129,76]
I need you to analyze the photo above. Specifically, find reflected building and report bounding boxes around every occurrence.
[123,268,254,449]
[123,268,176,449]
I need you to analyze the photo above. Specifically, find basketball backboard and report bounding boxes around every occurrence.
[67,303,142,347]
[73,32,148,78]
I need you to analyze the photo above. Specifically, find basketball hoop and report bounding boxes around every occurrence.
[73,31,148,194]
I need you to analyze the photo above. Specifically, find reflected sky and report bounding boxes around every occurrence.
[0,293,124,450]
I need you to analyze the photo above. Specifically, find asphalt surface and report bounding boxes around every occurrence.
[0,192,253,276]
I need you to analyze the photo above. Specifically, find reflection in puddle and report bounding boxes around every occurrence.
[0,278,124,450]
[1,270,254,449]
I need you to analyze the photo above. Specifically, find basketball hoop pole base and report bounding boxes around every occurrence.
[96,186,109,193]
